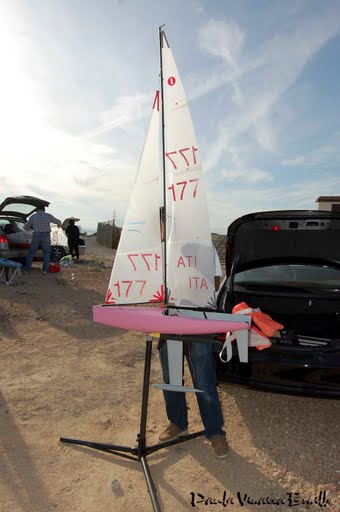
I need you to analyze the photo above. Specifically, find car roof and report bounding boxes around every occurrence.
[226,209,340,275]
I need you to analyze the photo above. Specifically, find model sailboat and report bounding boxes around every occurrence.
[93,29,250,381]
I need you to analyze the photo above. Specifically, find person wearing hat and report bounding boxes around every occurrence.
[66,219,80,261]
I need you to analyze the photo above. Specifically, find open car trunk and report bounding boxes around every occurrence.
[216,211,340,396]
[223,210,340,345]
[224,290,340,342]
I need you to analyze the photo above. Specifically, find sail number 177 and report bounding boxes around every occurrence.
[166,146,198,170]
[168,179,199,201]
[128,253,161,271]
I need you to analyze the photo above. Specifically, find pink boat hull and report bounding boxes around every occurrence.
[93,305,249,335]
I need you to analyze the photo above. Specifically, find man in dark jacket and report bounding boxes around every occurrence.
[66,219,80,260]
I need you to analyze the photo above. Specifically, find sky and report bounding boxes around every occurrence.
[1,0,340,233]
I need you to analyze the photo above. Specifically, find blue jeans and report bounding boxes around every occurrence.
[25,231,51,272]
[159,340,225,439]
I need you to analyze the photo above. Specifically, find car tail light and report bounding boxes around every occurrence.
[272,225,280,231]
[0,235,8,243]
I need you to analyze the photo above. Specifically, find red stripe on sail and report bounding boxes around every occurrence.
[152,90,160,111]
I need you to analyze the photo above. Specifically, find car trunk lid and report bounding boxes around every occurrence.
[223,210,340,342]
[225,210,340,276]
[0,196,50,221]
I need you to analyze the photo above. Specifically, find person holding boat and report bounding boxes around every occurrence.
[158,249,229,459]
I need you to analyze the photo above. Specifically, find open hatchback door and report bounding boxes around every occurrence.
[0,196,50,220]
[216,210,340,397]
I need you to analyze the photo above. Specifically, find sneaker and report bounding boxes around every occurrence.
[43,271,47,275]
[158,423,188,442]
[210,435,230,458]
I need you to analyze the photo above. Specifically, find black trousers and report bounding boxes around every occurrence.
[68,241,79,259]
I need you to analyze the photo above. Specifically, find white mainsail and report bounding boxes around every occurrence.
[161,32,216,307]
[106,31,216,308]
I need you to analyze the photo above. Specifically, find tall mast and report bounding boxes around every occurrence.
[159,26,169,306]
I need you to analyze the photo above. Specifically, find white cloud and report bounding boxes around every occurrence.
[0,117,138,229]
[0,6,139,229]
[199,19,245,69]
[87,92,153,137]
[199,19,245,113]
[253,117,277,153]
[192,1,204,14]
[220,167,273,183]
[281,132,340,168]
[198,9,340,172]
[213,143,273,184]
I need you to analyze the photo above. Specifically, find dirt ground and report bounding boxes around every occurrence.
[0,236,339,512]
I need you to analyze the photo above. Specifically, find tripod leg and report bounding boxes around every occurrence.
[138,335,153,449]
[140,456,161,512]
[136,336,162,511]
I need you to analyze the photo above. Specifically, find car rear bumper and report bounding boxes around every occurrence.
[215,341,340,397]
[0,249,10,259]
[0,248,26,259]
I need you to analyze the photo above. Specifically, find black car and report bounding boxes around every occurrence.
[215,210,340,397]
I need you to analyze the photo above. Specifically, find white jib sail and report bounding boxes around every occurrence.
[105,91,164,304]
[161,32,216,308]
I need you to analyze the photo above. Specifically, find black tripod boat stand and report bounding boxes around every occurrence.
[60,334,210,512]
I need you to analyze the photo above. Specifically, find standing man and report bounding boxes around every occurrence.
[25,206,61,274]
[158,247,229,458]
[66,219,80,261]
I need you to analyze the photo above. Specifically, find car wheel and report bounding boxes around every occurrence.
[50,246,66,261]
